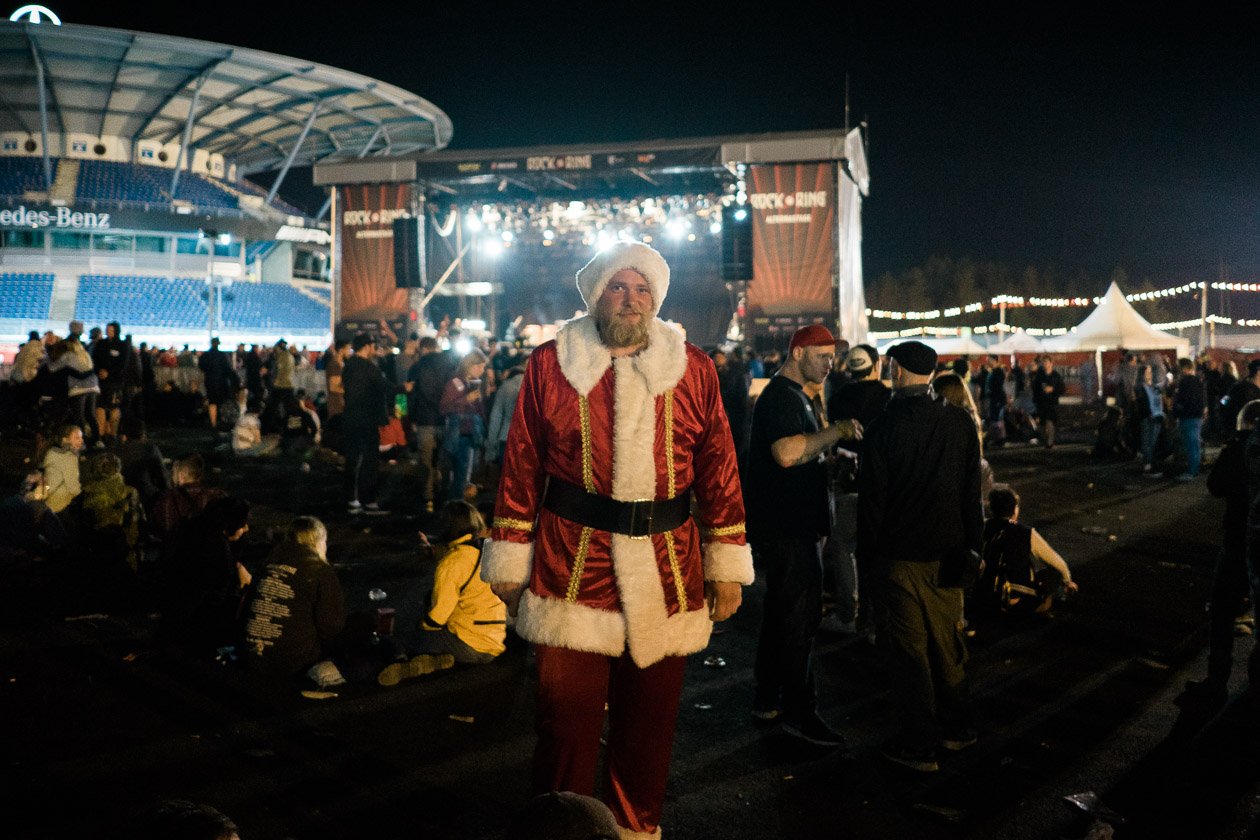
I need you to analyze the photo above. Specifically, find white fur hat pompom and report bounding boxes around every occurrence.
[575,241,670,316]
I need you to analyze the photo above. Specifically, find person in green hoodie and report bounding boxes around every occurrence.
[79,451,144,571]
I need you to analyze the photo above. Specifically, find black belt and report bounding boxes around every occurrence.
[543,477,691,537]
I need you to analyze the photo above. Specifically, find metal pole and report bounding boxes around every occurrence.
[1199,281,1208,353]
[29,39,52,190]
[171,74,208,200]
[267,101,322,205]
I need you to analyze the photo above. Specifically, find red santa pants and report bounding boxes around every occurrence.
[533,645,687,836]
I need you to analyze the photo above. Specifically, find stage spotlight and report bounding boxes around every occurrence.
[542,229,555,241]
[216,232,232,246]
[501,230,514,243]
[465,212,483,233]
[482,240,503,258]
[455,336,473,355]
[666,219,687,239]
[596,230,613,250]
[733,208,748,222]
[710,221,722,235]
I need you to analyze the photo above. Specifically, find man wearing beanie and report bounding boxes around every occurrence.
[856,340,983,773]
[480,241,753,838]
[747,324,861,746]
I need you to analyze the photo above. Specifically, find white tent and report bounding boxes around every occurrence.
[1040,282,1190,398]
[1041,282,1190,354]
[987,328,1044,354]
[879,335,988,357]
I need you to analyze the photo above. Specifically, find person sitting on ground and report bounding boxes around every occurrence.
[1092,405,1134,461]
[42,423,85,515]
[0,470,69,564]
[979,486,1078,615]
[232,398,280,457]
[242,515,346,681]
[278,392,320,458]
[159,496,253,658]
[416,500,507,664]
[79,451,145,572]
[151,454,225,539]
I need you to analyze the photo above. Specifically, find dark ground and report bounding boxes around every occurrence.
[2,408,1257,840]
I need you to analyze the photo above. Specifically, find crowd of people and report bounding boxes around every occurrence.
[4,242,1254,839]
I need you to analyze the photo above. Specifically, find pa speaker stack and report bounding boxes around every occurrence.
[393,217,423,289]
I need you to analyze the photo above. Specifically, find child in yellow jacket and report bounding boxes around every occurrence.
[417,501,507,663]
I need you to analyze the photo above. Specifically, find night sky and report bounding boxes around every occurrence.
[36,4,1260,284]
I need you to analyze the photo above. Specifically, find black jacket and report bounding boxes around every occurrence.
[243,541,345,678]
[342,354,391,428]
[856,389,984,566]
[1172,374,1206,420]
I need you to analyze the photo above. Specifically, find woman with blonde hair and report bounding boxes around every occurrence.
[933,371,994,504]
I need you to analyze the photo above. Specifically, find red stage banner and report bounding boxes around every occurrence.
[745,162,837,319]
[337,183,411,321]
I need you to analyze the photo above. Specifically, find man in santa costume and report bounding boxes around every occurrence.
[482,240,753,839]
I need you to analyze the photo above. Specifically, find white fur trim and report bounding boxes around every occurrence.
[480,538,533,585]
[576,241,670,316]
[515,589,713,664]
[619,826,662,839]
[702,541,755,585]
[555,315,687,399]
[515,589,626,656]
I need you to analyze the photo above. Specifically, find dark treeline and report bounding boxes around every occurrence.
[865,258,1183,331]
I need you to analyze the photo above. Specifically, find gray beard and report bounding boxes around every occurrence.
[595,311,650,349]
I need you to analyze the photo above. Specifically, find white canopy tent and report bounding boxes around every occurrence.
[987,328,1044,355]
[1040,282,1190,397]
[879,335,988,357]
[1041,282,1190,354]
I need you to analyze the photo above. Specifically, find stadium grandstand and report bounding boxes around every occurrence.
[0,6,451,353]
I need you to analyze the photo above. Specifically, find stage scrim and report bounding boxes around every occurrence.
[745,162,837,342]
[337,184,411,321]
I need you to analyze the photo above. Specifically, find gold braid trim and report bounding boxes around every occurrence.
[578,394,595,493]
[664,530,688,611]
[492,516,534,533]
[664,389,676,498]
[702,522,746,539]
[565,527,593,603]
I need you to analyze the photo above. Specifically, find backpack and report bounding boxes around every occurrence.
[979,519,1038,612]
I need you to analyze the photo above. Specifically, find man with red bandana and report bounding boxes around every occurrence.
[482,240,753,839]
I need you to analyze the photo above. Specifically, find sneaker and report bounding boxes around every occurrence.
[377,653,456,687]
[751,705,782,721]
[782,712,847,748]
[347,500,362,515]
[363,502,390,516]
[940,728,978,751]
[882,741,940,772]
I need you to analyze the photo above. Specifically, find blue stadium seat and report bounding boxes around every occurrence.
[0,272,55,320]
[72,275,330,331]
[0,157,58,196]
[73,161,239,210]
[75,275,209,328]
[218,283,330,330]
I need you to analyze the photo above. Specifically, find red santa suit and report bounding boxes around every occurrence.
[482,243,752,839]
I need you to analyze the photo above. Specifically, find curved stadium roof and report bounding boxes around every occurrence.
[0,18,452,176]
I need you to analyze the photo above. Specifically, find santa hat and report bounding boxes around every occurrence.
[575,241,670,317]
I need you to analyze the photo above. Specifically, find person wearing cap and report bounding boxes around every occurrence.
[747,324,861,746]
[825,343,891,637]
[342,334,392,515]
[856,339,983,772]
[480,240,752,839]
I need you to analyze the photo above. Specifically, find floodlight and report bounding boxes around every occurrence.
[454,337,472,355]
[482,240,503,258]
[542,229,555,241]
[465,212,483,233]
[710,221,722,235]
[666,219,687,239]
[501,230,514,243]
[733,208,748,222]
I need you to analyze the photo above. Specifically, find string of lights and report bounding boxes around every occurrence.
[866,282,1217,321]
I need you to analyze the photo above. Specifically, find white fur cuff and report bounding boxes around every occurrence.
[480,538,533,585]
[619,826,662,839]
[702,541,754,585]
